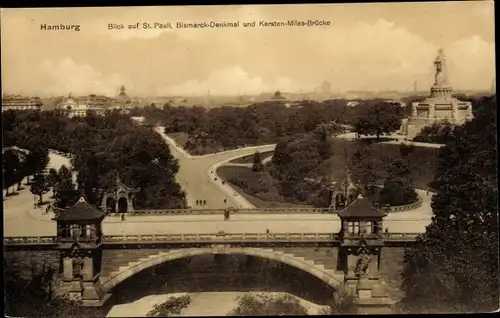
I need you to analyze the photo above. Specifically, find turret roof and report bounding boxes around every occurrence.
[338,194,385,218]
[54,196,105,222]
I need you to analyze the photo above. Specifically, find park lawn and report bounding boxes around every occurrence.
[366,142,439,189]
[229,151,274,164]
[168,132,190,149]
[218,141,439,207]
[217,166,312,208]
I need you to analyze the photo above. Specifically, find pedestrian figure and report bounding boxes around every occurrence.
[384,228,389,237]
[266,228,270,234]
[196,200,199,206]
[121,213,125,222]
[203,200,207,206]
[224,199,227,204]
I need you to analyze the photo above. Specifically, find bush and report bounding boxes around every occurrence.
[228,293,308,316]
[146,295,191,317]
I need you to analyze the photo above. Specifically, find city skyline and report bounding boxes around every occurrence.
[1,2,495,97]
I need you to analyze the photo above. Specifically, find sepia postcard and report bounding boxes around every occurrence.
[2,2,497,317]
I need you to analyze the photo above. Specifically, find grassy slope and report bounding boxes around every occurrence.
[168,132,190,149]
[217,142,439,207]
[229,151,274,164]
[217,166,312,208]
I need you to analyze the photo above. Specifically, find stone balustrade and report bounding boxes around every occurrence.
[109,207,334,217]
[385,198,424,213]
[4,232,420,245]
[4,236,57,245]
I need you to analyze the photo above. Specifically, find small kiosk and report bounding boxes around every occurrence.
[337,194,394,313]
[53,196,110,306]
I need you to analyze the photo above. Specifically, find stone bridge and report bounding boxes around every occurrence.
[4,192,426,314]
[4,231,419,313]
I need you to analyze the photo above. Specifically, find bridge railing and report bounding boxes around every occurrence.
[4,232,421,245]
[385,233,421,240]
[385,198,424,213]
[111,207,334,217]
[4,236,57,245]
[103,232,338,242]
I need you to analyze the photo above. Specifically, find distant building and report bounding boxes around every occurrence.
[321,81,332,95]
[2,95,43,112]
[271,90,287,100]
[56,86,134,117]
[404,49,473,139]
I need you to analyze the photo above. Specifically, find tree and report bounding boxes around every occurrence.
[53,166,78,209]
[400,95,498,313]
[379,159,418,206]
[252,151,264,172]
[413,121,454,144]
[4,258,104,317]
[46,168,60,190]
[22,147,49,184]
[229,293,308,316]
[30,172,50,205]
[3,149,21,195]
[350,145,378,195]
[354,102,403,139]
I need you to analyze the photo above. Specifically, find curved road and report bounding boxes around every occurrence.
[154,126,275,209]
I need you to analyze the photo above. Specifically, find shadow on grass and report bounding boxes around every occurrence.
[358,137,396,145]
[5,192,20,197]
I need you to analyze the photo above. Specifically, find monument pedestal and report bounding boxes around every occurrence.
[356,276,394,314]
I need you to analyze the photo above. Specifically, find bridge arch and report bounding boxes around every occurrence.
[101,247,344,294]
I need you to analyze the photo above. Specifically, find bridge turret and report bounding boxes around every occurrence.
[337,194,393,313]
[53,196,110,305]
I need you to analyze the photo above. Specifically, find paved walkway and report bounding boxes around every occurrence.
[10,203,431,237]
[335,132,444,148]
[3,152,71,236]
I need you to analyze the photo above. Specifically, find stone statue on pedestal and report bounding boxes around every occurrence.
[72,256,84,280]
[355,247,371,277]
[434,49,448,86]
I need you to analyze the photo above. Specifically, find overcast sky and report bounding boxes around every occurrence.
[1,2,495,97]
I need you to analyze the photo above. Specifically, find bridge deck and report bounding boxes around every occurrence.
[4,232,420,250]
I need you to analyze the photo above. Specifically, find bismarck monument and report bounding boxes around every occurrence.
[404,49,473,139]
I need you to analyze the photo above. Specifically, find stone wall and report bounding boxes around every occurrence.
[387,198,423,213]
[379,247,407,302]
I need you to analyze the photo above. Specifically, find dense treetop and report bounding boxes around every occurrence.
[400,95,498,313]
[2,109,186,209]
